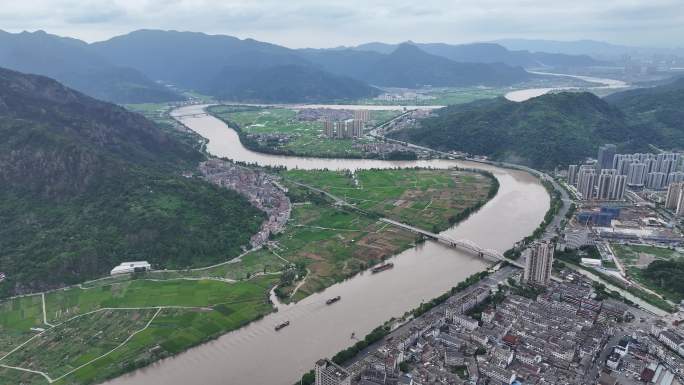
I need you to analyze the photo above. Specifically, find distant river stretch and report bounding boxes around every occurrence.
[505,71,629,102]
[104,105,549,385]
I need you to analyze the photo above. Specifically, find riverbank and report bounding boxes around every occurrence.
[97,105,549,385]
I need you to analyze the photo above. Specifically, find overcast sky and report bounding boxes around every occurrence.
[1,0,682,48]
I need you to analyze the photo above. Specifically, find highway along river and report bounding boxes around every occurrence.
[104,104,549,385]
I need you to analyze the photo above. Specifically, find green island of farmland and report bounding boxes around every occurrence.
[207,105,403,158]
[271,167,497,301]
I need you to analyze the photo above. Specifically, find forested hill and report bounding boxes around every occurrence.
[0,30,182,103]
[389,92,634,169]
[605,77,684,143]
[0,68,265,297]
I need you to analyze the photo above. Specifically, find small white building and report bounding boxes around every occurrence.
[110,261,151,275]
[581,258,602,268]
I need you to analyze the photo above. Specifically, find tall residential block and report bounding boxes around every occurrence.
[668,172,684,185]
[353,110,371,122]
[610,175,627,200]
[597,144,617,170]
[524,241,555,286]
[578,170,596,200]
[315,359,351,385]
[665,182,683,209]
[567,165,578,185]
[324,120,335,138]
[646,172,667,190]
[597,172,613,200]
[627,163,646,187]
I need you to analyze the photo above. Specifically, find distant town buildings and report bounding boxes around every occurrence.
[315,358,351,385]
[523,241,554,286]
[568,147,681,200]
[324,119,364,139]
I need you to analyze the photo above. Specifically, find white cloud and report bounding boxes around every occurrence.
[1,0,681,47]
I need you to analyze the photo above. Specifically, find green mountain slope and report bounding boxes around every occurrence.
[605,77,684,143]
[390,92,633,169]
[0,68,264,297]
[0,30,182,103]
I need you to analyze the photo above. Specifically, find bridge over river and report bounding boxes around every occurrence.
[379,218,525,269]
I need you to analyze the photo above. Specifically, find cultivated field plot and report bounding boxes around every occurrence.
[612,243,684,302]
[273,199,416,301]
[0,276,277,385]
[270,168,495,301]
[0,294,44,355]
[283,168,494,231]
[45,278,273,323]
[2,308,159,380]
[612,244,684,268]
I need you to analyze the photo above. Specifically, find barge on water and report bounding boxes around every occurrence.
[275,321,290,331]
[371,263,394,274]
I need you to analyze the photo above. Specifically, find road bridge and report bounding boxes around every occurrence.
[379,218,525,269]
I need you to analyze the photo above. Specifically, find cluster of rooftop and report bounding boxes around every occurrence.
[199,159,291,248]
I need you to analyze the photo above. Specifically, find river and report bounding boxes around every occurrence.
[103,105,549,385]
[505,71,629,102]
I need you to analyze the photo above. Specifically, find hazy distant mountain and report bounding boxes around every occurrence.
[494,39,684,59]
[0,67,264,295]
[91,29,378,102]
[208,64,381,102]
[297,48,386,80]
[91,30,309,92]
[0,30,182,103]
[358,43,531,88]
[348,41,599,67]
